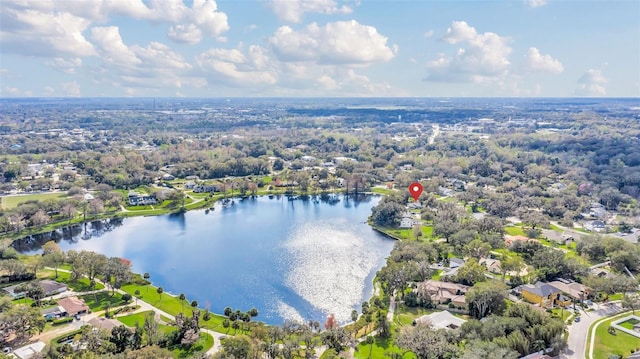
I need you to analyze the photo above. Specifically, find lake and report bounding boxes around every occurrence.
[14,194,395,324]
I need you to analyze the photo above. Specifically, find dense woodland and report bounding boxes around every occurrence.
[1,98,639,358]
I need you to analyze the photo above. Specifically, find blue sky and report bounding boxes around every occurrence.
[1,0,638,97]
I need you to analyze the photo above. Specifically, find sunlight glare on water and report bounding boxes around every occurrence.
[284,219,381,323]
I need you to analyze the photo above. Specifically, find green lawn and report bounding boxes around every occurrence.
[619,318,639,330]
[504,226,526,236]
[1,192,67,210]
[79,291,128,311]
[550,308,572,322]
[117,310,152,327]
[40,269,105,291]
[121,283,230,333]
[591,312,640,359]
[354,336,416,359]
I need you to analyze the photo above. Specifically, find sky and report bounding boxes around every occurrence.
[0,0,639,98]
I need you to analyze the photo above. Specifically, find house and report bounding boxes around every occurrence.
[520,282,565,308]
[542,230,575,246]
[88,317,125,331]
[2,280,67,299]
[41,306,66,320]
[547,279,591,302]
[505,235,533,246]
[193,184,219,193]
[399,213,415,228]
[40,280,68,297]
[10,341,45,359]
[414,310,467,330]
[416,280,469,307]
[128,191,157,206]
[162,173,175,181]
[519,279,589,308]
[479,258,502,274]
[449,257,465,269]
[184,181,197,189]
[57,297,89,317]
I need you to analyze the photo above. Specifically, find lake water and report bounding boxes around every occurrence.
[14,195,395,324]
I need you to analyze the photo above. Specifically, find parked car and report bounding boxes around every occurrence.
[574,316,580,322]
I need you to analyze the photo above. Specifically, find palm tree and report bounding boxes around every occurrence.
[143,273,150,293]
[157,287,163,302]
[134,290,140,306]
[191,300,198,316]
[179,293,186,313]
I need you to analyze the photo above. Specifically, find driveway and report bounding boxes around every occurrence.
[561,302,622,359]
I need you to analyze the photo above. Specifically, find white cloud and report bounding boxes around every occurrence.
[44,57,83,74]
[196,47,277,87]
[62,81,81,96]
[269,0,353,23]
[269,20,396,65]
[425,21,511,82]
[525,0,547,8]
[523,47,563,74]
[575,69,607,96]
[168,24,203,44]
[423,30,434,38]
[91,27,142,67]
[0,1,96,57]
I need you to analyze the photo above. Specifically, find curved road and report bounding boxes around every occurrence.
[560,302,622,359]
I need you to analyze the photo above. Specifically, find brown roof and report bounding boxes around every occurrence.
[88,317,123,331]
[419,280,470,295]
[57,297,89,316]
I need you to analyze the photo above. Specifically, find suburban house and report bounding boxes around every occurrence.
[88,317,125,331]
[414,310,467,330]
[193,184,219,193]
[504,235,533,246]
[41,306,66,320]
[57,297,89,317]
[518,279,590,308]
[542,229,576,246]
[399,213,416,228]
[40,279,68,297]
[10,341,46,359]
[3,280,67,299]
[479,258,502,274]
[127,191,157,206]
[416,280,469,307]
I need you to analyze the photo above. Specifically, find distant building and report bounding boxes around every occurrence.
[416,280,469,307]
[10,341,45,359]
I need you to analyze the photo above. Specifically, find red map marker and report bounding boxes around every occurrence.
[409,182,423,202]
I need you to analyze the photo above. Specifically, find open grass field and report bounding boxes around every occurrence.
[504,226,527,236]
[80,291,128,311]
[591,312,640,359]
[1,192,67,210]
[40,269,105,291]
[121,282,230,333]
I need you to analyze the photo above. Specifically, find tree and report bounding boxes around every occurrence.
[31,210,49,229]
[395,323,459,359]
[455,258,486,286]
[179,293,186,313]
[464,239,491,259]
[110,325,131,353]
[466,281,508,319]
[103,257,131,296]
[501,256,525,282]
[622,293,640,315]
[219,335,251,358]
[321,327,353,352]
[156,287,163,302]
[324,313,338,329]
[143,272,150,293]
[143,311,158,346]
[190,300,198,316]
[371,201,405,227]
[15,281,45,307]
[351,309,358,323]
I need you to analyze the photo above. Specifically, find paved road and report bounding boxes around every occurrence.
[561,302,622,359]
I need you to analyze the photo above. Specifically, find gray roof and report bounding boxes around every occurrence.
[525,282,558,297]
